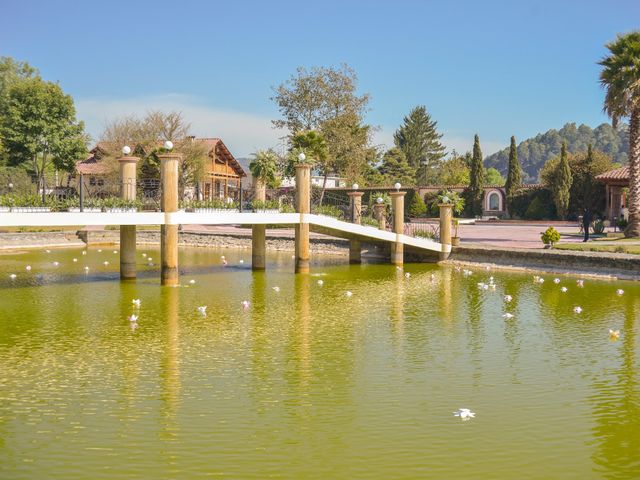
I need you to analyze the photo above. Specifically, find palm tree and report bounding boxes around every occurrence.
[249,149,279,191]
[289,130,329,202]
[599,31,640,237]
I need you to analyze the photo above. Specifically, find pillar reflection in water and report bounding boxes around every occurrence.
[293,273,311,390]
[391,268,405,351]
[160,285,181,440]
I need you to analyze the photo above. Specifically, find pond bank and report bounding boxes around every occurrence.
[447,244,640,280]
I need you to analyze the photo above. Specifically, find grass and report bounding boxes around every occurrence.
[554,242,640,255]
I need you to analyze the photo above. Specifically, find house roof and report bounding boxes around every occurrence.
[596,165,629,182]
[77,137,246,177]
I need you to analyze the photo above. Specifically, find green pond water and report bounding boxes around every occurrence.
[0,246,638,479]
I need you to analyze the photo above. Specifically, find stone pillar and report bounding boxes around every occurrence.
[373,203,386,231]
[252,179,266,270]
[390,192,406,265]
[294,164,311,273]
[119,155,139,279]
[347,191,363,264]
[159,153,181,286]
[439,203,453,260]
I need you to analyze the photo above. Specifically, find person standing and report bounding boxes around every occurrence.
[582,207,592,242]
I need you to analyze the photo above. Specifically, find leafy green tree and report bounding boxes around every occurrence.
[272,64,372,184]
[378,148,416,186]
[504,135,522,216]
[485,168,505,186]
[549,142,573,219]
[599,31,640,237]
[393,105,446,185]
[407,192,427,217]
[0,77,87,200]
[437,154,470,185]
[249,149,280,189]
[467,134,485,216]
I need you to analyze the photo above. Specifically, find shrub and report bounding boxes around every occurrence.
[541,226,561,246]
[512,188,556,220]
[408,192,427,217]
[314,205,344,219]
[592,219,605,234]
[251,199,279,210]
[524,197,547,220]
[617,218,628,229]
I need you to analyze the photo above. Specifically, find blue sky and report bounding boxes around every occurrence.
[2,0,639,157]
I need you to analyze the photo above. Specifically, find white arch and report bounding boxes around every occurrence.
[486,190,502,211]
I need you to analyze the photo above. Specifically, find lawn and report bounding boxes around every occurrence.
[554,241,640,255]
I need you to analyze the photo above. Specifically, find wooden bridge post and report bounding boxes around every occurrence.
[159,151,181,286]
[294,163,311,273]
[118,150,140,280]
[439,203,453,260]
[347,190,363,264]
[390,191,406,265]
[252,179,266,270]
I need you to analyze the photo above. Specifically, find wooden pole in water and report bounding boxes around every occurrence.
[439,203,453,260]
[390,191,406,265]
[294,163,311,273]
[118,153,140,279]
[347,191,363,264]
[159,152,181,286]
[252,178,266,270]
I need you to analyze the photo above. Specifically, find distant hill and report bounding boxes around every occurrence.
[484,122,629,182]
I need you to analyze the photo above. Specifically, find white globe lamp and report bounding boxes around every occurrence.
[164,140,174,151]
[352,183,359,190]
[394,182,401,191]
[298,152,306,162]
[122,145,131,156]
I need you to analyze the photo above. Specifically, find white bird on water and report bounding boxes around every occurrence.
[239,259,244,264]
[45,249,51,253]
[84,266,90,271]
[98,249,102,253]
[132,299,141,308]
[345,291,353,297]
[25,265,31,271]
[147,257,152,262]
[82,251,87,255]
[573,306,583,314]
[504,295,513,303]
[189,279,196,284]
[554,278,561,284]
[142,253,147,258]
[405,272,411,278]
[197,306,207,315]
[577,279,584,288]
[103,261,109,266]
[9,273,17,280]
[503,313,514,319]
[609,329,620,340]
[241,300,250,310]
[561,287,568,293]
[73,258,78,262]
[128,314,138,323]
[113,250,118,254]
[53,261,59,266]
[616,289,624,296]
[453,408,476,420]
[317,280,324,286]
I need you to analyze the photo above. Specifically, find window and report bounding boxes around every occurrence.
[488,192,500,210]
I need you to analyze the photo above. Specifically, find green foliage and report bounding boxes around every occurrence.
[251,199,279,211]
[393,105,446,184]
[484,122,630,182]
[414,229,437,240]
[286,130,328,178]
[378,147,416,186]
[407,191,427,217]
[485,167,505,186]
[618,217,629,229]
[434,189,465,214]
[524,197,547,220]
[541,226,561,246]
[314,204,344,219]
[592,219,605,234]
[549,142,572,219]
[184,198,239,210]
[467,134,485,216]
[510,188,556,220]
[249,149,280,187]
[504,136,522,214]
[436,154,470,185]
[0,77,87,192]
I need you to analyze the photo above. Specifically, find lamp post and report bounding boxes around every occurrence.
[294,151,311,273]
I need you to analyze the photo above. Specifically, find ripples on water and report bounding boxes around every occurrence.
[0,247,639,479]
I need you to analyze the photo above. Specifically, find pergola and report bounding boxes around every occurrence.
[596,165,629,220]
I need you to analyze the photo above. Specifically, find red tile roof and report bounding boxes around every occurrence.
[596,165,629,182]
[75,155,110,175]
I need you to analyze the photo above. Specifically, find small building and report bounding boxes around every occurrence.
[417,185,510,218]
[596,165,628,220]
[74,138,246,200]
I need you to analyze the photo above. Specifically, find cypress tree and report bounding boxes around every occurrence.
[553,142,573,219]
[468,134,485,216]
[504,135,522,217]
[393,105,446,185]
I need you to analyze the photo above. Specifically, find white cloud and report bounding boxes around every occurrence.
[75,94,287,158]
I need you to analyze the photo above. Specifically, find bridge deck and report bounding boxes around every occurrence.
[0,212,448,253]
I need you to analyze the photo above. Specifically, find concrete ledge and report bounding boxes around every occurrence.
[449,245,640,280]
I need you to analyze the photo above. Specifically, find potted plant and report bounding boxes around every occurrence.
[541,226,561,249]
[451,219,461,246]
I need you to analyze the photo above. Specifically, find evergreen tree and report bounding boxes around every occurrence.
[407,192,427,217]
[467,134,485,216]
[504,135,522,216]
[393,105,446,185]
[378,147,416,186]
[552,142,573,219]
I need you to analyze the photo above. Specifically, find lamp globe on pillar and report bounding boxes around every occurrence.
[376,197,384,204]
[352,183,359,190]
[394,182,401,191]
[122,145,131,156]
[164,140,174,151]
[298,152,306,162]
